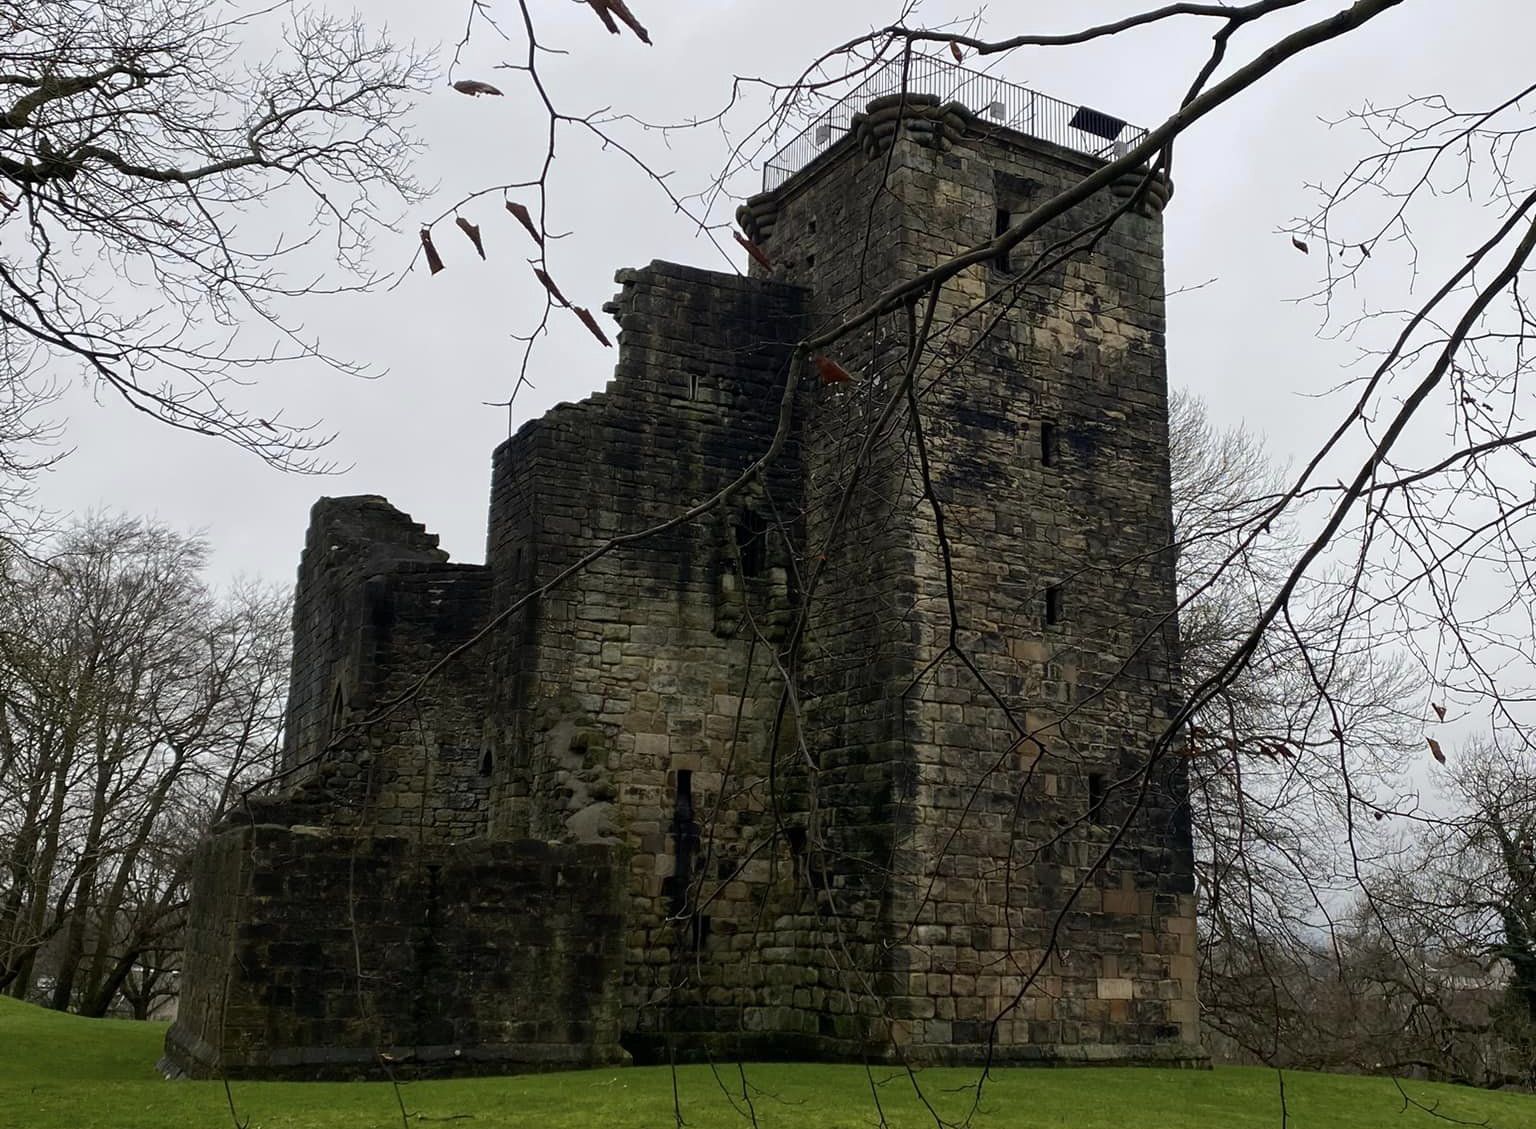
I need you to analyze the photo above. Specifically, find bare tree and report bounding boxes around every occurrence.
[0,517,288,1012]
[1166,391,1432,1059]
[0,0,430,469]
[1347,739,1536,1087]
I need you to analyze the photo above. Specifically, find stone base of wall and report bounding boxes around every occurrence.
[901,1040,1210,1069]
[623,1032,1207,1069]
[160,1029,629,1082]
[161,825,627,1081]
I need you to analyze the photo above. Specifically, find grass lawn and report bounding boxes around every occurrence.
[5,997,1536,1129]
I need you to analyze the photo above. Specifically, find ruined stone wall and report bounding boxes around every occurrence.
[275,497,494,842]
[161,824,246,1074]
[162,825,626,1080]
[170,91,1201,1079]
[284,496,449,774]
[484,263,846,1058]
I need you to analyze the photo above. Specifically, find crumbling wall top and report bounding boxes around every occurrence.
[302,495,452,575]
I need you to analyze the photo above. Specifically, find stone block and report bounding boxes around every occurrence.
[1096,977,1135,1000]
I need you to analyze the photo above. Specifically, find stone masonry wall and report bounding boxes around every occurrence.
[170,86,1201,1079]
[483,264,869,1059]
[161,821,246,1074]
[284,497,449,774]
[745,136,939,1048]
[900,129,1196,1061]
[738,111,1200,1063]
[271,497,494,843]
[162,825,626,1080]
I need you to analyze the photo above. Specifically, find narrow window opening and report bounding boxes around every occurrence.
[686,368,705,401]
[364,580,392,629]
[1088,773,1107,824]
[806,253,816,269]
[808,218,818,235]
[994,207,1012,272]
[669,770,698,917]
[1040,420,1058,467]
[328,684,347,742]
[690,914,712,950]
[735,510,769,577]
[1045,585,1063,626]
[784,825,828,893]
[478,746,494,777]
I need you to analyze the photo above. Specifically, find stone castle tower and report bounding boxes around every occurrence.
[164,62,1201,1080]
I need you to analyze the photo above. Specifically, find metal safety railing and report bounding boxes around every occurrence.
[761,56,1147,193]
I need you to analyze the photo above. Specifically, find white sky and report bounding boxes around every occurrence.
[31,0,1535,591]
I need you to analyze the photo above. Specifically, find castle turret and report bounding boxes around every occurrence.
[736,64,1197,1064]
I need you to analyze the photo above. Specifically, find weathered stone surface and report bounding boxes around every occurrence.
[162,829,626,1080]
[166,95,1204,1079]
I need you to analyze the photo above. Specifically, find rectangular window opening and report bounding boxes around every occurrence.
[735,510,770,577]
[1045,584,1063,626]
[1040,420,1058,467]
[994,207,1012,272]
[808,218,818,235]
[806,253,816,269]
[687,369,703,401]
[1088,773,1107,824]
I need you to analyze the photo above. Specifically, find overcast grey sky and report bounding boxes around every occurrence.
[31,0,1533,587]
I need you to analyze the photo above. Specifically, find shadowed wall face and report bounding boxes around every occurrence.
[482,263,824,1056]
[162,828,626,1080]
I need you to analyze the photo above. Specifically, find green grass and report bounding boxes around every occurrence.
[5,997,1536,1129]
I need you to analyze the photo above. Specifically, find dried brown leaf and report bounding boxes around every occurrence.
[1432,702,1446,722]
[455,216,485,259]
[584,0,619,34]
[574,306,613,347]
[605,0,651,43]
[1427,736,1446,765]
[451,79,504,97]
[505,199,543,246]
[733,230,773,271]
[420,228,444,275]
[533,267,570,307]
[814,355,853,385]
[1291,235,1309,254]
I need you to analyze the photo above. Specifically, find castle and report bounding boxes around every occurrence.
[163,62,1201,1080]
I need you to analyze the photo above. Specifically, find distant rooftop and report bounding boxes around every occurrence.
[762,56,1147,193]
